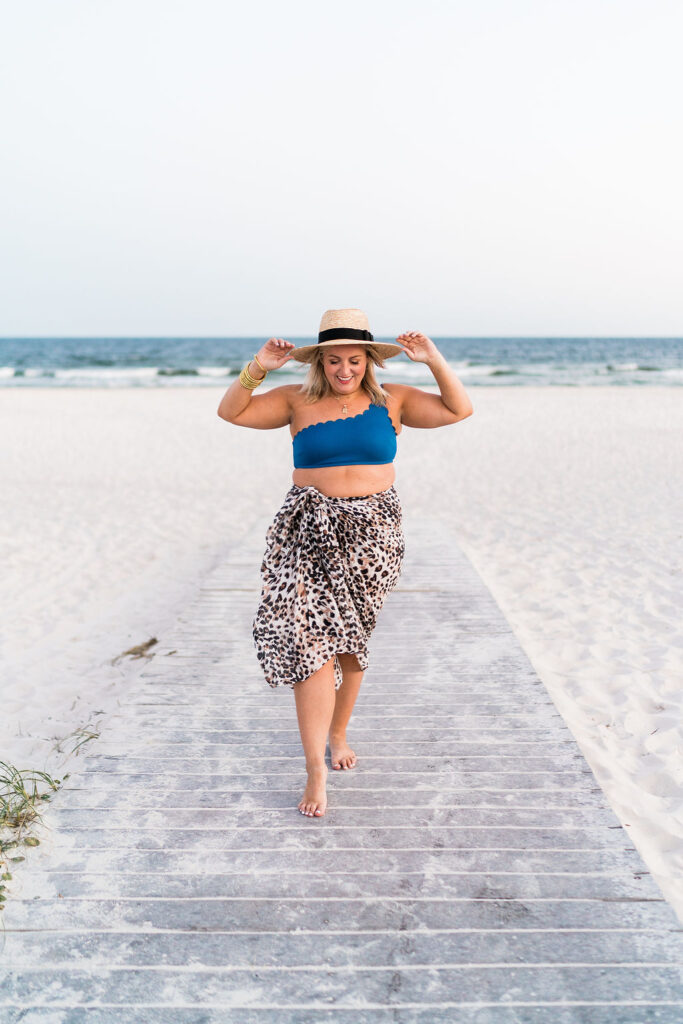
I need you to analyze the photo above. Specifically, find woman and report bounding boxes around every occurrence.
[217,308,473,818]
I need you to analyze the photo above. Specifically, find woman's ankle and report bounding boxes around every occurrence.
[305,759,327,772]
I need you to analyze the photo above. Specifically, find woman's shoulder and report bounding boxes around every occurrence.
[285,384,319,410]
[378,382,408,405]
[267,383,307,407]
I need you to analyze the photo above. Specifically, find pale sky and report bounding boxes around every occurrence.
[1,0,682,336]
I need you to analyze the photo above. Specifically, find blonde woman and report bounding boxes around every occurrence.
[217,309,473,818]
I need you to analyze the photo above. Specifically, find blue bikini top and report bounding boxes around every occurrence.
[292,397,398,469]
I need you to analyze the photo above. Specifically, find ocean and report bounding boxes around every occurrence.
[1,336,682,388]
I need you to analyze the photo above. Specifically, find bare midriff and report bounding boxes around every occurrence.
[291,464,396,498]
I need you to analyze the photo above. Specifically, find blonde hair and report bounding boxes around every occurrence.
[299,345,388,406]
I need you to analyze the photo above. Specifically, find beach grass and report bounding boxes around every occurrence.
[49,721,102,759]
[0,761,67,906]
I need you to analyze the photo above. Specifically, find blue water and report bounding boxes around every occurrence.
[1,337,682,387]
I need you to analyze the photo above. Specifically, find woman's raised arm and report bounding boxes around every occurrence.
[217,338,296,429]
[385,331,473,428]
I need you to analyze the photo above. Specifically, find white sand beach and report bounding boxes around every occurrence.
[1,385,682,919]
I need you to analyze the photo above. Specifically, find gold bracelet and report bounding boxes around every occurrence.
[252,353,268,376]
[239,364,264,390]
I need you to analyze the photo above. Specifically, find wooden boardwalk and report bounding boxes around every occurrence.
[2,514,682,1023]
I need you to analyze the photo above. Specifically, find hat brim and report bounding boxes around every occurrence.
[290,339,404,363]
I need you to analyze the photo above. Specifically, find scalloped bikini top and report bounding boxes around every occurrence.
[292,398,398,470]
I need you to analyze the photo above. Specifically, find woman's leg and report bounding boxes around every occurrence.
[328,653,364,770]
[293,657,336,817]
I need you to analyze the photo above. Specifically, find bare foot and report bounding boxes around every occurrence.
[329,733,356,770]
[298,763,328,817]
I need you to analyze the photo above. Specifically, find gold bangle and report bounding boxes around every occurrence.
[239,364,263,390]
[248,360,266,383]
[252,353,268,376]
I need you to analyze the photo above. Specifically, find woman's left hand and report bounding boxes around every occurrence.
[396,331,440,364]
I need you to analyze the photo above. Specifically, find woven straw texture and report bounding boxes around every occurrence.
[290,308,404,363]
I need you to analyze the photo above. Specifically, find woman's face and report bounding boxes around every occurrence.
[322,346,368,396]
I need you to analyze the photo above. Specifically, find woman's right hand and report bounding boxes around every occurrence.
[257,338,296,371]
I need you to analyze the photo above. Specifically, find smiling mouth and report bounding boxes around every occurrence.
[336,375,353,382]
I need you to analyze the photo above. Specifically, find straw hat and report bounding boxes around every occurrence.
[289,308,404,363]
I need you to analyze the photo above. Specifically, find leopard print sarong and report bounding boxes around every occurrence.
[253,484,405,690]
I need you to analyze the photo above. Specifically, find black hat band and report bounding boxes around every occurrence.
[318,328,374,344]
